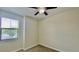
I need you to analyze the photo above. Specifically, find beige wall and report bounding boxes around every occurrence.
[1,8,79,52]
[0,18,23,52]
[24,17,38,49]
[39,8,79,52]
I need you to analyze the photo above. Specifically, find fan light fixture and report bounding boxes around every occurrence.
[30,7,57,15]
[38,7,45,14]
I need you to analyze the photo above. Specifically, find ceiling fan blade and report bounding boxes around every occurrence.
[44,12,48,15]
[30,7,38,9]
[46,7,57,10]
[34,11,39,15]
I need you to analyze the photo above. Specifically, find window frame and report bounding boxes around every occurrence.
[0,17,19,40]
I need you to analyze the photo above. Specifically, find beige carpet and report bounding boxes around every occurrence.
[18,45,58,52]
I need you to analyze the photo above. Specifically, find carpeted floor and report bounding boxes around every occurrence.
[18,45,58,52]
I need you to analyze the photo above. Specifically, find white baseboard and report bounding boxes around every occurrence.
[23,44,38,51]
[11,43,63,52]
[11,44,38,52]
[39,43,64,52]
[11,48,23,52]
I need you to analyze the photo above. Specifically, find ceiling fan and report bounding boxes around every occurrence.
[30,7,57,16]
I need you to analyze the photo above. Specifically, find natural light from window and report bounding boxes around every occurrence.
[1,17,19,40]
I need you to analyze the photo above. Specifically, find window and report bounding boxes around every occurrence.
[0,17,19,40]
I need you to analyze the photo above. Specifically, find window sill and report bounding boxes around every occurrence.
[0,38,17,41]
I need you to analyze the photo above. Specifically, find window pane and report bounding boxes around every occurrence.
[0,17,19,40]
[10,19,19,28]
[1,29,17,40]
[1,17,19,28]
[1,18,10,28]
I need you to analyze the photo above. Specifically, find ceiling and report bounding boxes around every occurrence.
[0,7,78,19]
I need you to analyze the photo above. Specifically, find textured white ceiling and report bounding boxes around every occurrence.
[0,7,78,19]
